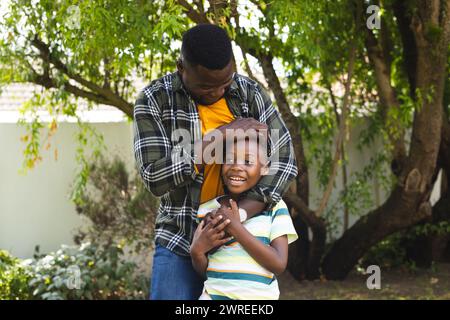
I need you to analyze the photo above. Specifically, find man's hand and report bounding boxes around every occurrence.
[202,210,217,226]
[194,118,267,172]
[217,118,268,139]
[191,214,232,256]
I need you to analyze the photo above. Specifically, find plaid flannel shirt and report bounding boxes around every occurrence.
[133,72,298,256]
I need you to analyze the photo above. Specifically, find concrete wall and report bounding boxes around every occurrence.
[0,121,134,259]
[0,118,442,259]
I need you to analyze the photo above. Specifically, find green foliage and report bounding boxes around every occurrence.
[0,250,33,300]
[361,232,410,270]
[298,93,336,189]
[27,243,148,300]
[73,156,158,254]
[0,0,191,172]
[323,151,393,241]
[154,0,189,39]
[340,152,393,215]
[407,221,450,239]
[2,154,157,300]
[361,222,450,270]
[70,121,106,206]
[1,243,149,300]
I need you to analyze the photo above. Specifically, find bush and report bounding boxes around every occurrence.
[360,232,409,270]
[1,243,149,300]
[0,250,32,300]
[1,157,157,300]
[73,156,158,254]
[360,221,450,271]
[28,242,148,300]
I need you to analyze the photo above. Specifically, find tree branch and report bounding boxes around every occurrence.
[32,71,112,106]
[31,36,133,117]
[392,0,418,97]
[177,0,210,24]
[283,192,318,226]
[326,82,350,230]
[315,41,356,218]
[365,27,407,174]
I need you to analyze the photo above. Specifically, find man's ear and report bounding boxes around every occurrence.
[176,58,184,73]
[260,163,270,176]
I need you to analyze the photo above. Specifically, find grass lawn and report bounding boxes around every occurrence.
[278,263,450,300]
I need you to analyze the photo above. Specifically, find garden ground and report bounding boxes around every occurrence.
[279,263,450,300]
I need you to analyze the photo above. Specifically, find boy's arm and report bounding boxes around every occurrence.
[233,226,288,276]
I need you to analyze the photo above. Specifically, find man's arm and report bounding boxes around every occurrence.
[191,251,208,279]
[133,88,197,197]
[237,198,266,220]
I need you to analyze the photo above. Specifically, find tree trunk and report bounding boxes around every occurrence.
[406,112,450,266]
[283,192,327,279]
[322,171,433,279]
[322,0,450,280]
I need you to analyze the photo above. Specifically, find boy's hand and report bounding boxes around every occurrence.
[191,215,232,256]
[216,199,243,237]
[203,210,217,226]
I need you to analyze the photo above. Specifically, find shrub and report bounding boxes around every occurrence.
[360,232,409,269]
[1,243,149,300]
[0,250,32,300]
[360,221,450,271]
[28,242,148,300]
[73,156,158,254]
[2,156,157,300]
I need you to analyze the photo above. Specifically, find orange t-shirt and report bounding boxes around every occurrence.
[197,98,235,204]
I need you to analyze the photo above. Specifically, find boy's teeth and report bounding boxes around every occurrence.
[230,176,245,181]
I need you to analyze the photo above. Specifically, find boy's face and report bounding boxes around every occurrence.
[221,139,268,197]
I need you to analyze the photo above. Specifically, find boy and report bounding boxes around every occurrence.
[190,136,298,300]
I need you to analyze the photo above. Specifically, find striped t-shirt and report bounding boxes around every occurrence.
[196,196,298,300]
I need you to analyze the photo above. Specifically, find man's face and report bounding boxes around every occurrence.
[177,59,234,106]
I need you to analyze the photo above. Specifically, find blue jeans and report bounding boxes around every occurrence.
[150,244,204,300]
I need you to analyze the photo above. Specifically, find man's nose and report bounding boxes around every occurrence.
[210,87,225,100]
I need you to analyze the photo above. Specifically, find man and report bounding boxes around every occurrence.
[133,24,297,300]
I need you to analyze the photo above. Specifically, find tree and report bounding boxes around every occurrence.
[1,0,449,280]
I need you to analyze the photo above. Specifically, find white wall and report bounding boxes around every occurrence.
[0,121,134,259]
[0,118,442,259]
[306,122,390,239]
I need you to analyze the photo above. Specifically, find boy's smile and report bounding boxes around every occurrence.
[226,175,247,185]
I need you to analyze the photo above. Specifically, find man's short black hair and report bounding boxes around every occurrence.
[181,24,232,70]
